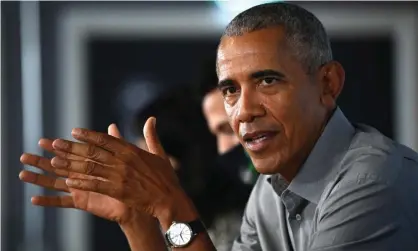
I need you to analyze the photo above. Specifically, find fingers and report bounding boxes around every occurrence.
[52,139,118,164]
[19,170,69,193]
[108,123,122,139]
[38,138,55,152]
[38,138,86,161]
[51,157,118,180]
[20,153,70,178]
[70,128,133,156]
[20,153,99,181]
[68,172,108,182]
[143,117,168,160]
[31,195,74,208]
[66,178,118,198]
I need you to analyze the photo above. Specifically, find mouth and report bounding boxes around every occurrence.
[242,131,278,152]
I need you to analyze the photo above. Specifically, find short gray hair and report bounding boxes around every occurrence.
[223,2,333,74]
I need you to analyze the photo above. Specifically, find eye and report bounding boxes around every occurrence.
[221,86,239,96]
[261,77,279,85]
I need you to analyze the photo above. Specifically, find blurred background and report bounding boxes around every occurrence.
[2,1,418,251]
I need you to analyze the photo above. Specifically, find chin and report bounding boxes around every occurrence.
[251,155,283,175]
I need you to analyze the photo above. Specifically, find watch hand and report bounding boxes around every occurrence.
[172,234,180,239]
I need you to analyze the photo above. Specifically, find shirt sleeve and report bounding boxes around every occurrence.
[230,179,263,251]
[309,172,407,251]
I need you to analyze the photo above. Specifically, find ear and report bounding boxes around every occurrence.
[317,61,345,109]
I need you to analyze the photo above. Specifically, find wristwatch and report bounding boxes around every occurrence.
[164,219,206,248]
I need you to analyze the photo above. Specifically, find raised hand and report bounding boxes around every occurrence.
[48,117,194,227]
[19,124,139,224]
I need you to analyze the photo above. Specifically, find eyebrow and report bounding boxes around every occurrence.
[217,79,234,89]
[218,69,286,88]
[251,69,285,79]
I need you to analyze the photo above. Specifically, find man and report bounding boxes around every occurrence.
[19,2,418,251]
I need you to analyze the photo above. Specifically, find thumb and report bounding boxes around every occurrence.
[108,123,123,139]
[143,117,167,160]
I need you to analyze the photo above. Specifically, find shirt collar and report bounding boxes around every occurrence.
[269,107,355,204]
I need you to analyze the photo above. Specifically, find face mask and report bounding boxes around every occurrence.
[216,144,259,186]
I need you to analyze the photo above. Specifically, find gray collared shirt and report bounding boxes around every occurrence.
[231,108,418,251]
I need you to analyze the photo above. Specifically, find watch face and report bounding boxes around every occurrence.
[167,222,193,247]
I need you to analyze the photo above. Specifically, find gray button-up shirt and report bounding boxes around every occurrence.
[232,108,418,251]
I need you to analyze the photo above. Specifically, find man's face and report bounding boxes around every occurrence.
[203,89,240,154]
[217,27,341,177]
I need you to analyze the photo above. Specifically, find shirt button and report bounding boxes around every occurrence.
[295,214,302,221]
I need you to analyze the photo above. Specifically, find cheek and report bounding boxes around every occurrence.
[263,92,296,126]
[268,87,321,150]
[263,90,309,142]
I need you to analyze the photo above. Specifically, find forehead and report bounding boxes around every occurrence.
[217,27,292,78]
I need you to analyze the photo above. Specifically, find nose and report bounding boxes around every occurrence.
[236,88,266,123]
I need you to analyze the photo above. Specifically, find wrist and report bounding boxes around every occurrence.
[156,189,200,231]
[119,212,167,251]
[120,211,159,234]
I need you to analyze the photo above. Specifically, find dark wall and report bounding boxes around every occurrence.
[2,2,68,250]
[87,38,220,132]
[332,37,394,138]
[1,2,24,251]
